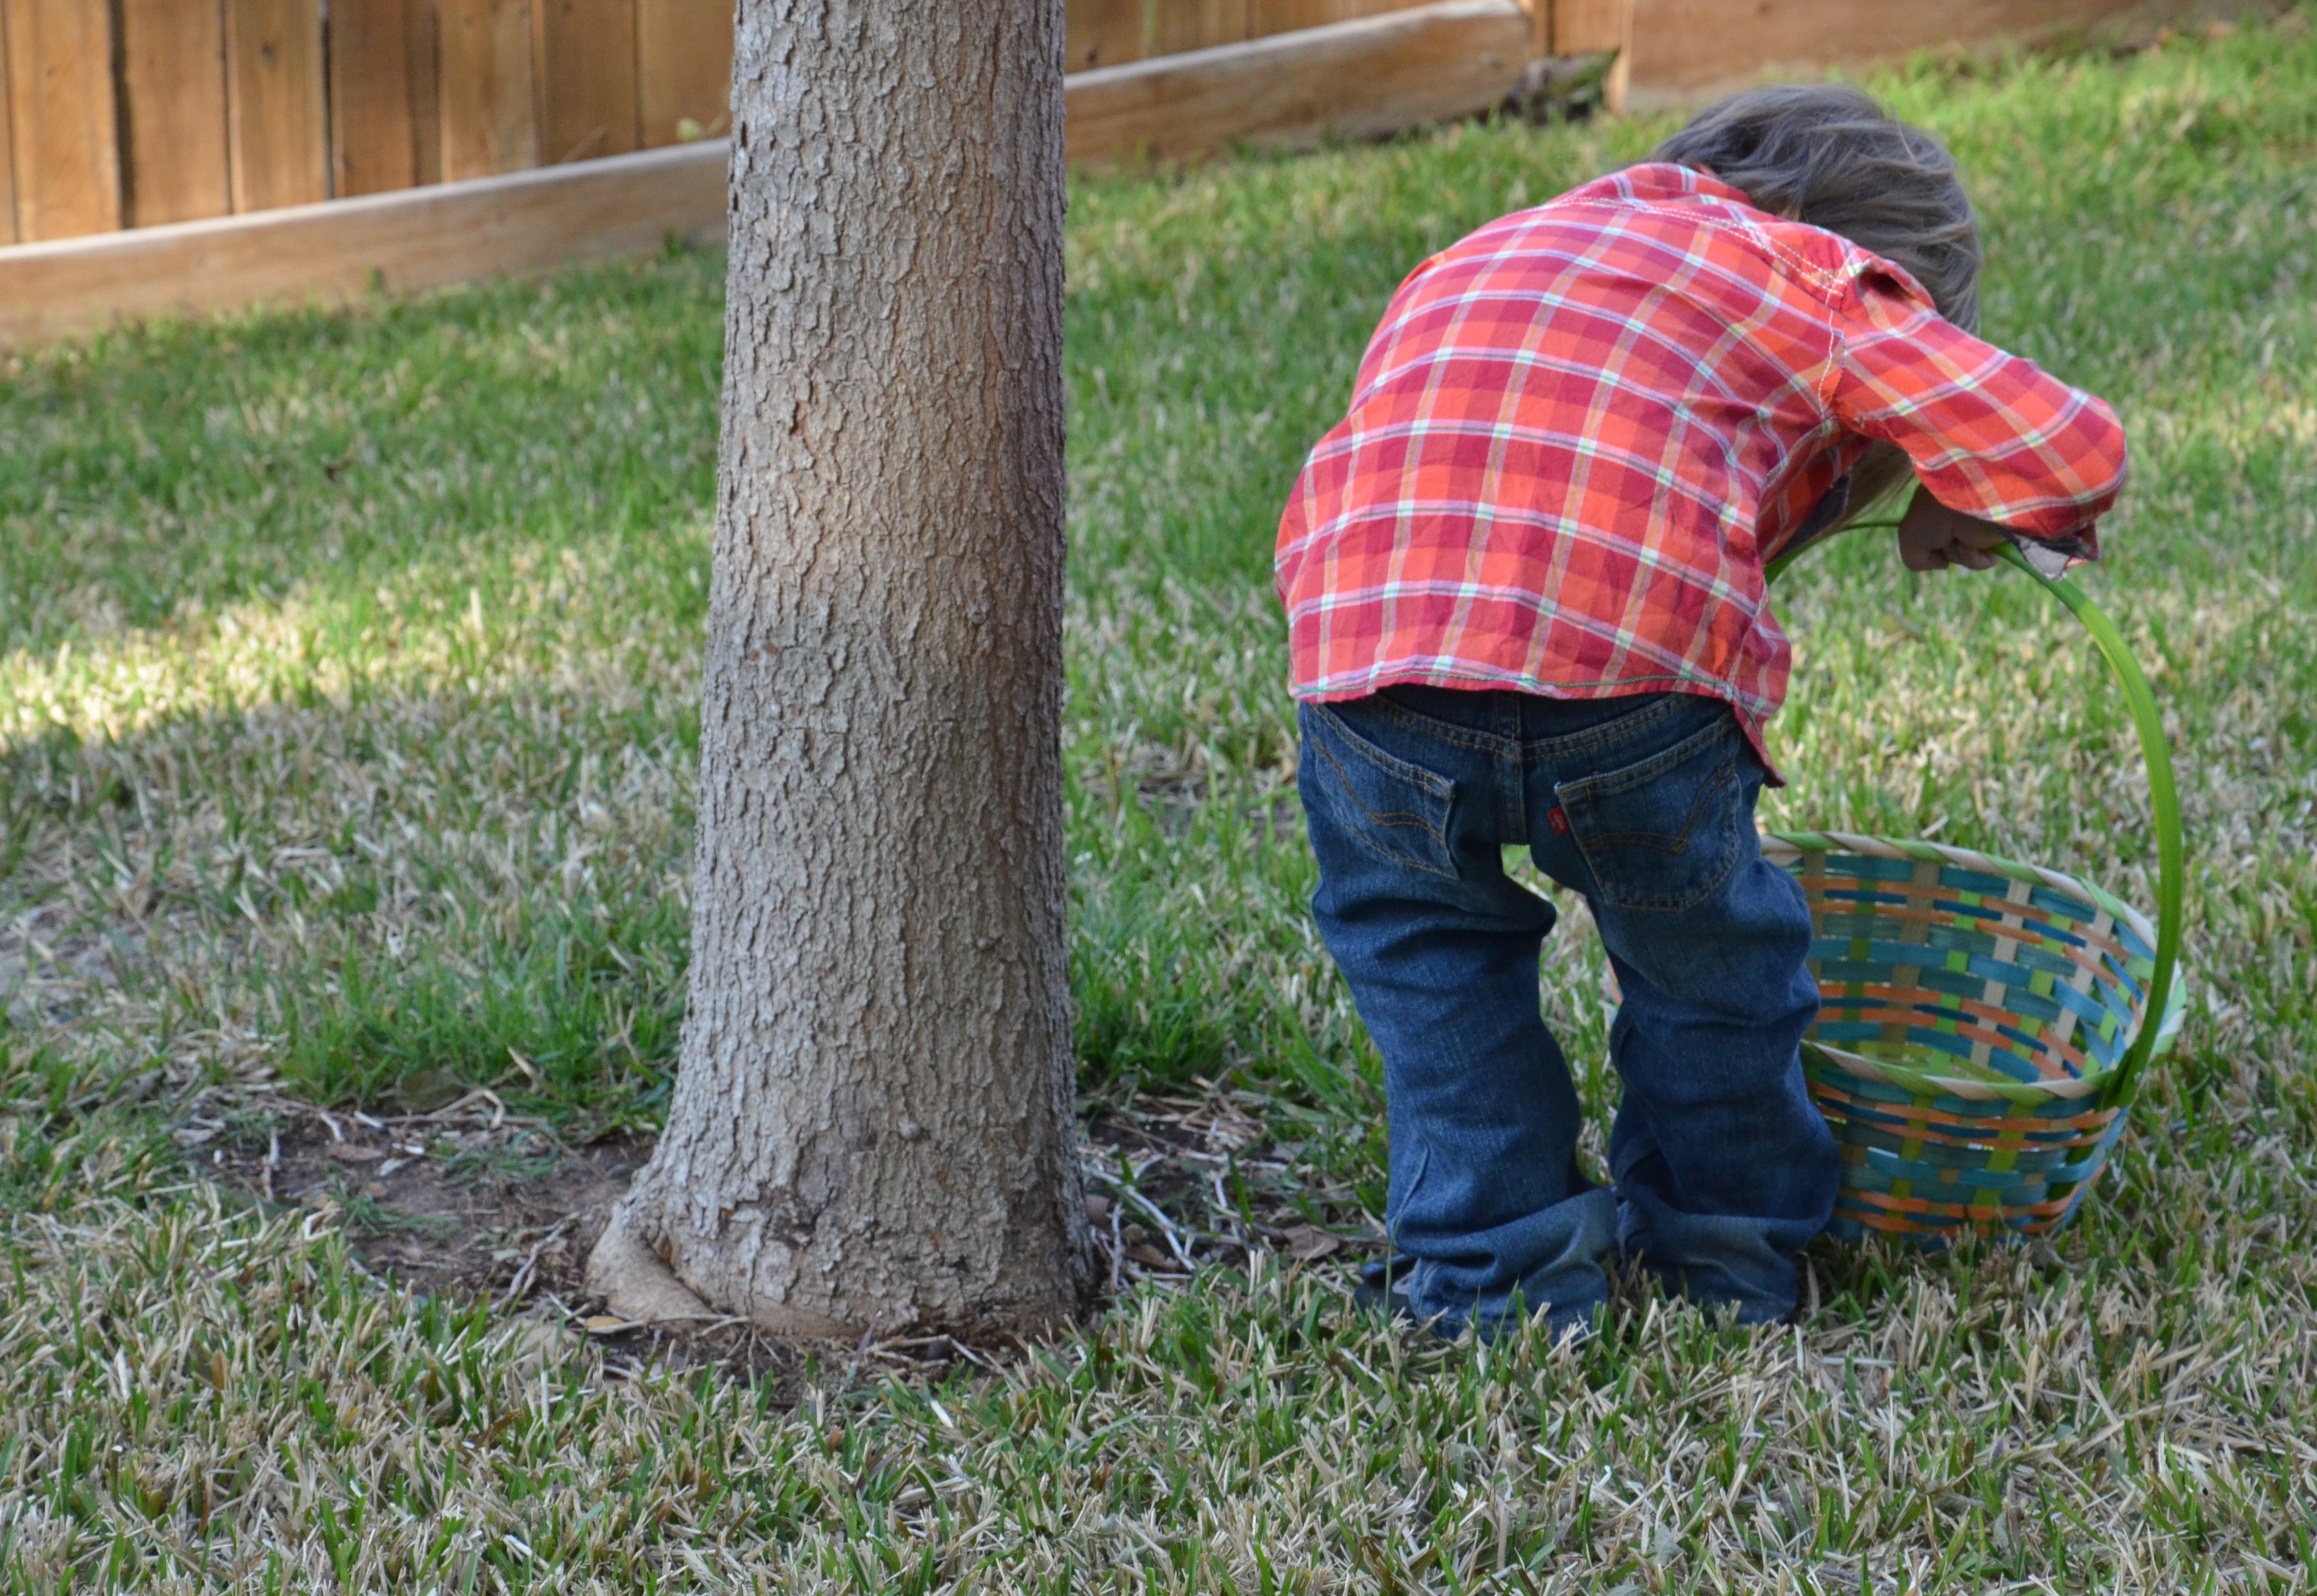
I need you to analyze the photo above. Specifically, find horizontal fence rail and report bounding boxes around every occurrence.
[0,138,729,342]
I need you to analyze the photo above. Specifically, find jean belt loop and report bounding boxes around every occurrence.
[1497,692,1528,846]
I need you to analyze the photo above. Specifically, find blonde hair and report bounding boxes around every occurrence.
[1652,85,1983,520]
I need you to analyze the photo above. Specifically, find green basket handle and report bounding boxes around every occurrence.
[1765,532,2184,1108]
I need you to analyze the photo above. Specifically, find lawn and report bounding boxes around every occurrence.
[3,15,2315,1591]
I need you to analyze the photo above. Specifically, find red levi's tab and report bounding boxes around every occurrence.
[1274,163,2130,782]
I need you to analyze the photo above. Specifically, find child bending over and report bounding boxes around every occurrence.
[1277,85,2128,1339]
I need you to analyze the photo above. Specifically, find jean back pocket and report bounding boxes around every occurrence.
[1554,710,1745,912]
[1300,702,1460,880]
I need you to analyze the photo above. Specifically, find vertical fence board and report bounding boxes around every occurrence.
[0,9,17,244]
[227,0,327,213]
[439,0,539,180]
[538,0,639,165]
[1066,0,1144,70]
[120,0,231,227]
[331,0,419,197]
[406,0,442,185]
[3,0,122,240]
[636,0,730,148]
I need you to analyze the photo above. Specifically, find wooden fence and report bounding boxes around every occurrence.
[0,0,733,245]
[0,0,1637,247]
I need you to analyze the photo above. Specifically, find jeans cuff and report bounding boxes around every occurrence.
[1398,1183,1618,1339]
[1616,1183,1812,1323]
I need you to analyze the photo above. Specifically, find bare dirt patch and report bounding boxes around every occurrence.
[193,1089,823,1385]
[196,1089,642,1306]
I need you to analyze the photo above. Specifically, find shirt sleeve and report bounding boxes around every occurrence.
[1827,274,2128,553]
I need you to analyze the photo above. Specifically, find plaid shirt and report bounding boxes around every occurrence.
[1276,163,2129,771]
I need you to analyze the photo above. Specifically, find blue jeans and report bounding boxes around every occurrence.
[1297,684,1838,1336]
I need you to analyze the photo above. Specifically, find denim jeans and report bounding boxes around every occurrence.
[1297,684,1838,1337]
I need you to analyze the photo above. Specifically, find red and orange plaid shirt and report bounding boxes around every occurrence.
[1275,163,2129,773]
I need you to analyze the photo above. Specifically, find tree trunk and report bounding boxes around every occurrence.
[588,0,1088,1339]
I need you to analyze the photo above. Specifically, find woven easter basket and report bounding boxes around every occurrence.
[1764,541,2186,1245]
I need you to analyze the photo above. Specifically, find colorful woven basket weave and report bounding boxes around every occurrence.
[1765,542,2186,1245]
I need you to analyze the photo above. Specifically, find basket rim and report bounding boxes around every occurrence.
[1767,827,2189,1105]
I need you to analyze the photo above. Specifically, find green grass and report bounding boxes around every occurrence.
[4,14,2317,1589]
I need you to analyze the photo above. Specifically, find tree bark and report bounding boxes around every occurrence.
[588,0,1089,1339]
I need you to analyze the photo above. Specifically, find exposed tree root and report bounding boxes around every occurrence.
[584,1200,718,1324]
[586,1196,861,1339]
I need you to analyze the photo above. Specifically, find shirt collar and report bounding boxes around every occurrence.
[1611,161,1770,214]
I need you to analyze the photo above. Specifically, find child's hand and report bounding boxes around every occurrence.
[1897,488,2009,573]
